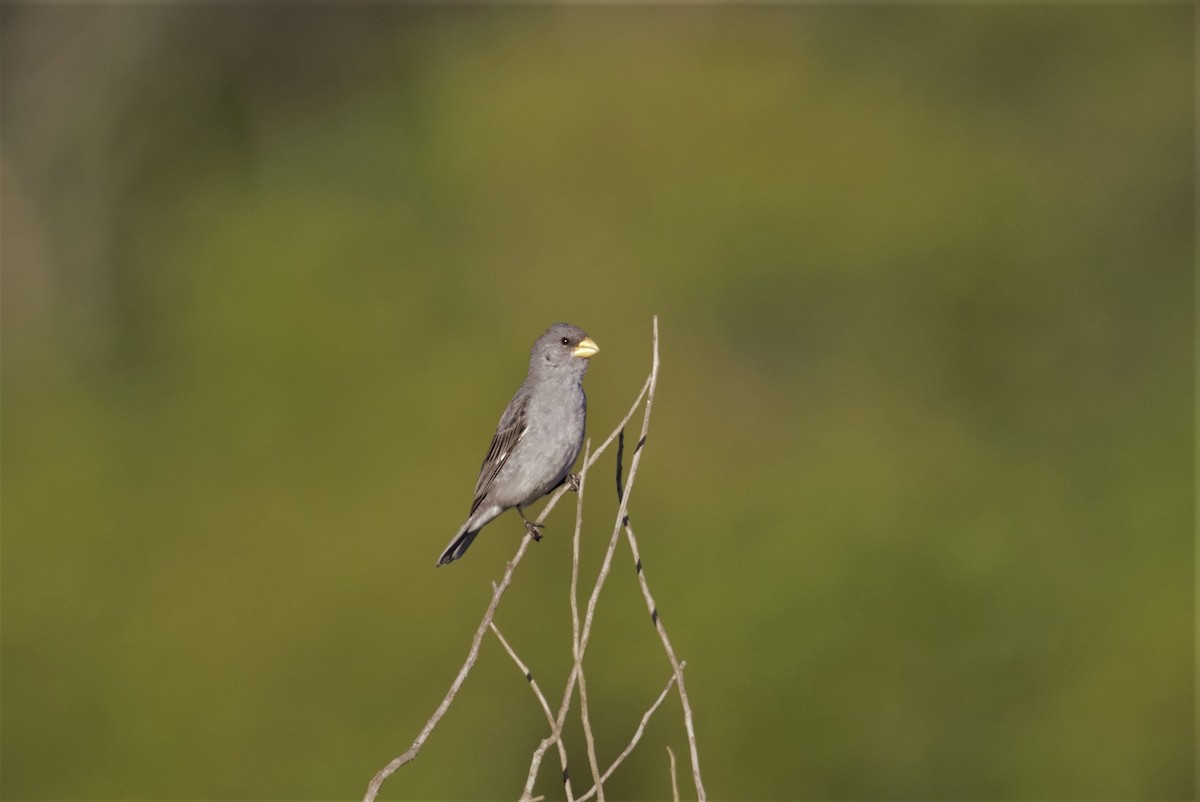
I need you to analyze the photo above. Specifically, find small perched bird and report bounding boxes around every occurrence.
[436,323,599,566]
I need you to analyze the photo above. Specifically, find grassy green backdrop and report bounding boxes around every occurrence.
[2,5,1192,800]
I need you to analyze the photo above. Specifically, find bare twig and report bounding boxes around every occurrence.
[668,746,680,802]
[621,518,706,800]
[569,442,591,658]
[489,622,556,726]
[570,445,605,801]
[574,666,603,800]
[576,670,680,802]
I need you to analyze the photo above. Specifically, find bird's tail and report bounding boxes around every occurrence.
[436,523,479,566]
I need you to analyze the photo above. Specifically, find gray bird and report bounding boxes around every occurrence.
[436,323,599,565]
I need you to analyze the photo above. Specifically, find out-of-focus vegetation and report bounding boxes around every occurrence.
[1,5,1191,800]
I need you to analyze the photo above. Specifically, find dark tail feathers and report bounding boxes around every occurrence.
[436,525,479,566]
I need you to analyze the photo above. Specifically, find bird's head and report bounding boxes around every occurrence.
[530,323,598,377]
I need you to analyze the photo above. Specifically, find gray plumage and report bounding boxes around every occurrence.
[436,323,598,565]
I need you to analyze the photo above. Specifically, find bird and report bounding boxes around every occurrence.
[436,323,599,566]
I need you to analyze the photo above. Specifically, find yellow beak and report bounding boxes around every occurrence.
[572,337,599,359]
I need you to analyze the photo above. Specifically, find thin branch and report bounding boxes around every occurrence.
[574,667,603,801]
[668,746,680,802]
[576,670,680,802]
[621,518,706,801]
[569,441,591,660]
[570,444,605,801]
[489,622,556,726]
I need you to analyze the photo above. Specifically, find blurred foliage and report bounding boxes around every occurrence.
[1,5,1192,800]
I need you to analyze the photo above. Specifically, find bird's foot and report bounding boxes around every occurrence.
[518,508,545,541]
[523,519,545,542]
[564,473,581,492]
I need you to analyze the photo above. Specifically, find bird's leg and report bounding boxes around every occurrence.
[563,473,582,492]
[518,507,544,541]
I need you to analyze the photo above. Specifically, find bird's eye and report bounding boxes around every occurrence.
[561,337,571,346]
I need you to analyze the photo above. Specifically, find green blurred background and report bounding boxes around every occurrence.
[1,5,1192,800]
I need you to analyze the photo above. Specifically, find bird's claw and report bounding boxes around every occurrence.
[565,473,581,492]
[524,519,545,541]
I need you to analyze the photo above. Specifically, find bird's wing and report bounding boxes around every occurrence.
[470,391,530,515]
